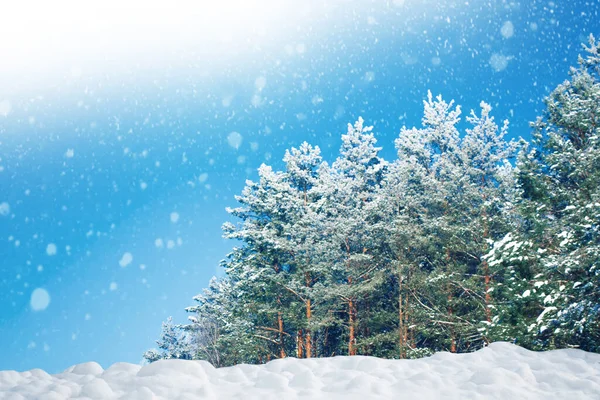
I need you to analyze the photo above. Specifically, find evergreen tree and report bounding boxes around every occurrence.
[281,142,325,358]
[384,92,517,355]
[223,163,298,360]
[143,317,193,363]
[486,34,600,351]
[144,35,600,364]
[323,117,388,356]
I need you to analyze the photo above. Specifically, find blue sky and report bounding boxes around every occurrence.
[0,0,598,373]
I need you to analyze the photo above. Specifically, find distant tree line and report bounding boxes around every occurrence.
[144,35,600,366]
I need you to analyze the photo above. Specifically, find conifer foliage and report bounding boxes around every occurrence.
[145,36,600,365]
[484,34,600,351]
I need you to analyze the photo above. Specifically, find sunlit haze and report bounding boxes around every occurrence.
[0,0,332,92]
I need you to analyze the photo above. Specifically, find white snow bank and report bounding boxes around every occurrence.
[1,343,599,399]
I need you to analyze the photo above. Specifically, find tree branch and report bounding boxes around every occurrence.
[256,326,291,336]
[253,334,282,345]
[272,279,307,303]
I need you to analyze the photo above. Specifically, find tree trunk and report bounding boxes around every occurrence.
[399,278,405,358]
[278,312,286,359]
[484,261,492,323]
[305,299,312,358]
[303,270,313,358]
[297,329,303,358]
[345,238,357,356]
[348,299,356,355]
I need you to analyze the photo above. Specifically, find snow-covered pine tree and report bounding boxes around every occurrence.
[143,317,193,362]
[388,93,466,354]
[486,34,600,351]
[386,92,518,355]
[221,142,330,361]
[457,101,519,345]
[280,142,325,358]
[146,35,600,363]
[182,276,239,367]
[322,117,388,356]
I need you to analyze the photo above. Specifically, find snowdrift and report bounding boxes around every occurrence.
[1,343,599,399]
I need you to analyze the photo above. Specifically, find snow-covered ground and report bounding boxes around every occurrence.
[1,343,599,399]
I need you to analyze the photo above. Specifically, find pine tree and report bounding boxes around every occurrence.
[281,142,325,358]
[143,317,193,362]
[486,34,600,351]
[146,36,600,364]
[321,117,388,356]
[182,277,232,367]
[385,92,517,355]
[223,163,298,360]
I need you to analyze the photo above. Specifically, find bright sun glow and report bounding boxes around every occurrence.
[0,0,312,89]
